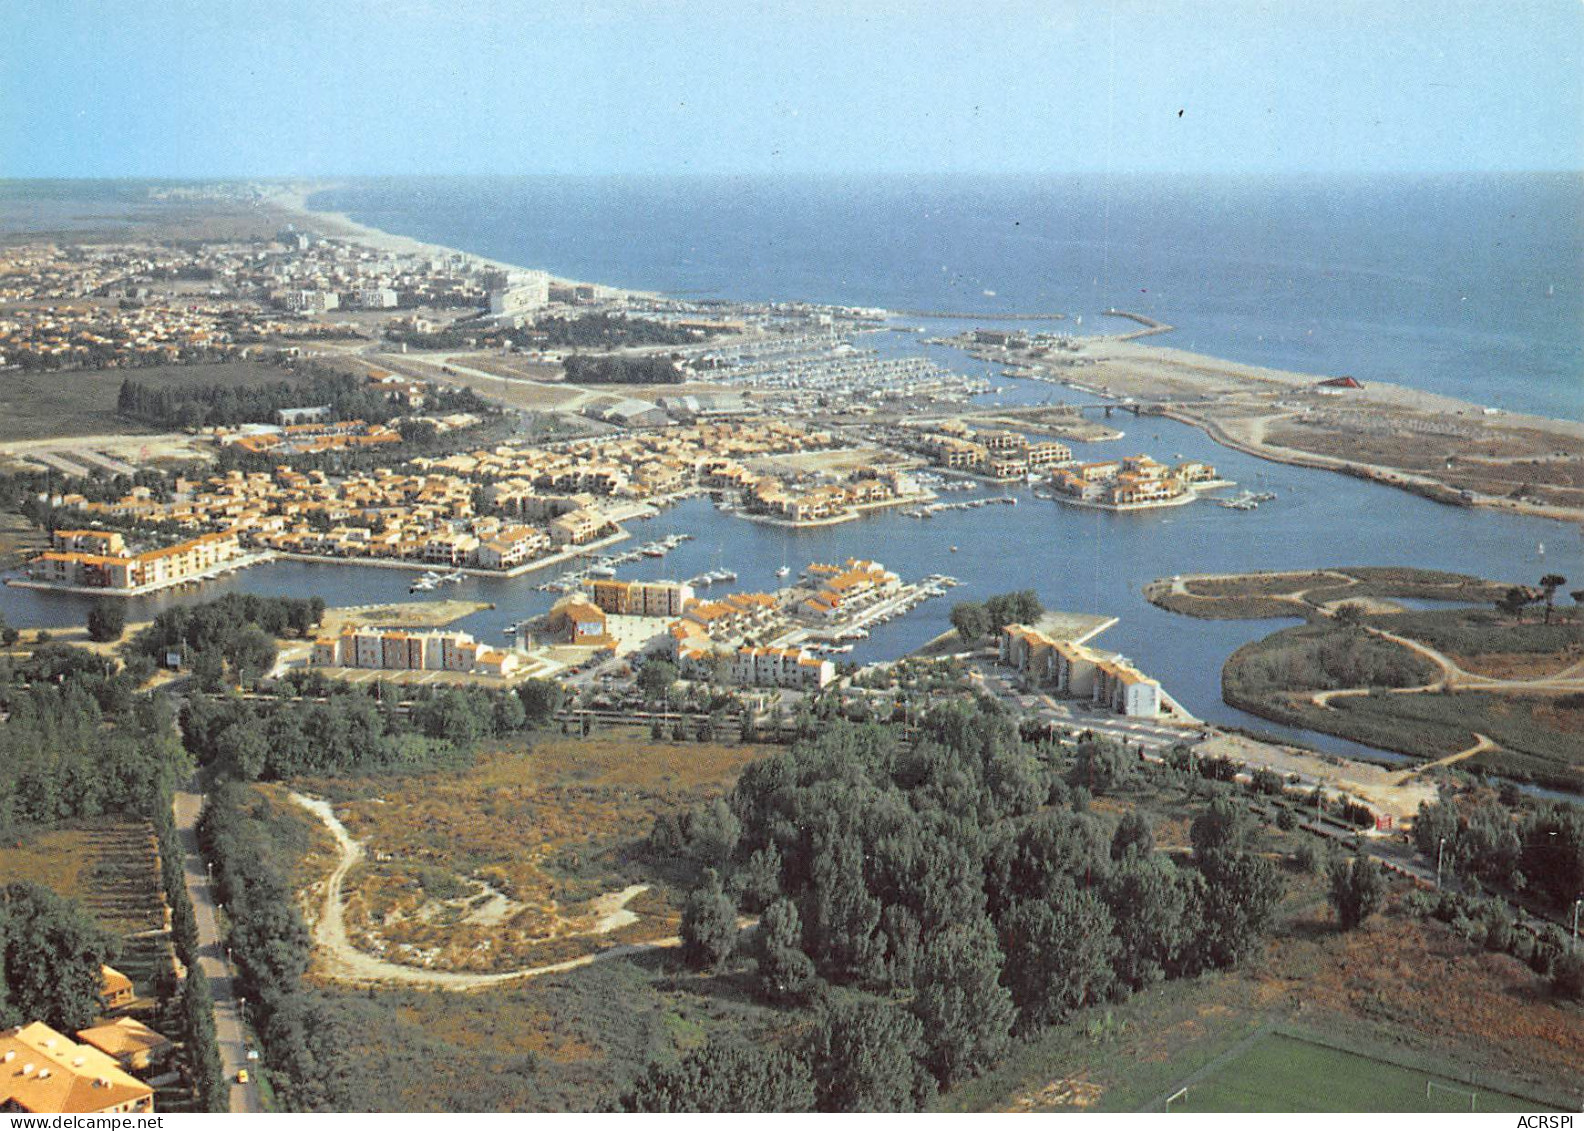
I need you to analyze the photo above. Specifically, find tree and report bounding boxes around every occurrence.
[680,870,738,971]
[223,624,277,685]
[1073,738,1132,795]
[86,598,126,643]
[984,590,1043,633]
[620,1035,814,1112]
[1,882,115,1032]
[1250,767,1285,796]
[1110,811,1155,861]
[1333,601,1367,628]
[515,678,564,725]
[686,798,741,872]
[213,722,270,780]
[1104,854,1194,989]
[637,660,678,704]
[805,999,934,1112]
[1496,585,1536,621]
[949,601,991,644]
[1518,804,1584,910]
[1189,851,1285,971]
[910,918,1014,1087]
[1539,573,1567,624]
[753,897,816,1005]
[1327,855,1387,930]
[804,828,885,982]
[1190,797,1249,861]
[998,880,1117,1031]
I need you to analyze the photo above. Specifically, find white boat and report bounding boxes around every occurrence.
[775,565,790,578]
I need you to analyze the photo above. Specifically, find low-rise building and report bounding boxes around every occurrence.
[0,1021,154,1114]
[311,628,520,676]
[999,623,1163,717]
[547,595,610,645]
[732,645,834,689]
[589,579,696,618]
[73,1019,172,1073]
[99,966,134,1010]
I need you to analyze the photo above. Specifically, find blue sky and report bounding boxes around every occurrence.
[3,0,1580,177]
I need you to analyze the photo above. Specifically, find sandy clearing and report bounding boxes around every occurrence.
[289,792,670,989]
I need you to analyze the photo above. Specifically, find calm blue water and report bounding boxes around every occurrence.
[3,174,1580,765]
[311,174,1583,420]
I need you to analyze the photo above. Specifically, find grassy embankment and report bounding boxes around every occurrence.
[1223,610,1583,790]
[1146,566,1510,622]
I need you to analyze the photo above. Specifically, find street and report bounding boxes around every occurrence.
[172,775,263,1114]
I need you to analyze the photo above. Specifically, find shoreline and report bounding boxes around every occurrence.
[3,527,638,597]
[270,183,660,302]
[277,183,1583,523]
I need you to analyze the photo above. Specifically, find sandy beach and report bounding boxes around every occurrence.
[267,182,656,300]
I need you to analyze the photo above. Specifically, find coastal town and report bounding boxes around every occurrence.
[1,181,1581,1119]
[7,0,1582,1117]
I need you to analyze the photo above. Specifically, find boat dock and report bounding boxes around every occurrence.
[1218,490,1278,511]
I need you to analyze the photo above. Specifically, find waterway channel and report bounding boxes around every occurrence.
[1,324,1575,769]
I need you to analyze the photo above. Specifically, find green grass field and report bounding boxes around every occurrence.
[1171,1033,1560,1113]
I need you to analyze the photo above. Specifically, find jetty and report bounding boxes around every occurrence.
[1102,309,1175,341]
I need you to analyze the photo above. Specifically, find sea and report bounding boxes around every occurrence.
[5,174,1582,762]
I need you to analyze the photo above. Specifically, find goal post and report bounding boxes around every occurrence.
[1426,1079,1477,1111]
[1165,1087,1189,1110]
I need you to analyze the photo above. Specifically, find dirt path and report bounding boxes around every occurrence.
[1391,733,1498,783]
[290,792,673,990]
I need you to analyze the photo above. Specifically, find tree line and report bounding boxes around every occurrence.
[535,313,711,349]
[182,675,563,781]
[197,782,356,1110]
[1413,794,1584,913]
[0,634,227,1108]
[116,364,489,430]
[0,644,188,839]
[129,593,325,689]
[562,354,683,385]
[948,590,1044,644]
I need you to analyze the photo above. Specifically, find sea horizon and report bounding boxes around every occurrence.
[300,171,1583,422]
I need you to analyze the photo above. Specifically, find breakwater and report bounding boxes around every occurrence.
[1102,309,1175,340]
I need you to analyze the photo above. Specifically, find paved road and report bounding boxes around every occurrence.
[173,776,263,1114]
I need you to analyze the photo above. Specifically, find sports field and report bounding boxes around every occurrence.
[1170,1032,1560,1113]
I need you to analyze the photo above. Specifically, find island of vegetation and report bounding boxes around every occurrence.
[1146,566,1584,791]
